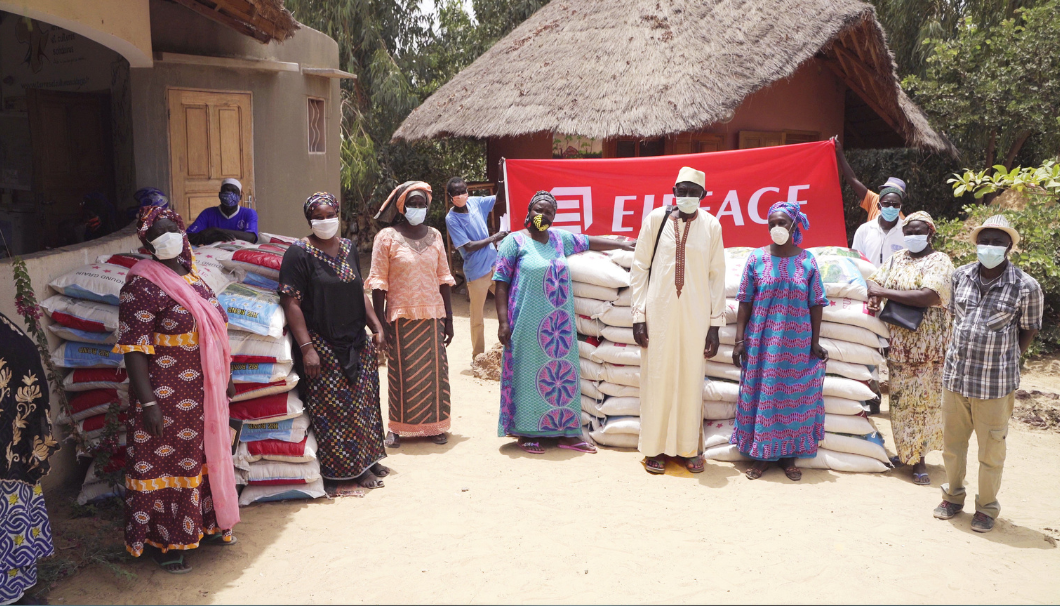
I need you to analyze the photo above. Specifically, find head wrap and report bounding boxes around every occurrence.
[303,191,339,220]
[878,177,907,200]
[134,187,169,209]
[137,206,194,272]
[675,167,706,188]
[902,211,936,234]
[375,181,432,223]
[767,201,811,246]
[529,191,558,211]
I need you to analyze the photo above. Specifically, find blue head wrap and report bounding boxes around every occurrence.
[767,201,810,246]
[134,187,169,209]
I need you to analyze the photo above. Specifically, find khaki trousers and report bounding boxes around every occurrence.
[941,388,1015,520]
[467,273,494,360]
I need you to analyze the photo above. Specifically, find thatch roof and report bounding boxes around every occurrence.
[393,0,953,154]
[173,0,299,43]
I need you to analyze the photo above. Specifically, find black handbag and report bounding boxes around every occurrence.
[878,300,927,331]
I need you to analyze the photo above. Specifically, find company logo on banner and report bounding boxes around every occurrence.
[503,141,848,247]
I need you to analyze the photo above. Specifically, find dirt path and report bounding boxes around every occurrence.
[46,296,1060,604]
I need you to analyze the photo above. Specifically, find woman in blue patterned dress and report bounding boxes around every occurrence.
[731,201,829,481]
[493,192,633,454]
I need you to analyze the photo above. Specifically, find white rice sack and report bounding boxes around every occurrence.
[824,413,876,436]
[599,305,634,328]
[567,251,630,288]
[718,325,737,345]
[798,448,888,473]
[606,249,634,269]
[703,378,739,403]
[41,295,119,332]
[232,371,299,402]
[704,360,741,382]
[591,341,642,366]
[820,337,886,367]
[578,340,596,360]
[221,247,284,280]
[826,359,874,382]
[246,458,321,486]
[723,298,740,324]
[230,331,293,363]
[822,396,865,416]
[579,358,605,382]
[601,326,637,345]
[821,432,890,463]
[581,411,594,427]
[706,344,736,364]
[589,430,639,449]
[260,232,299,246]
[823,376,876,401]
[603,363,640,388]
[820,322,885,349]
[240,412,310,443]
[702,400,737,421]
[598,382,640,398]
[823,298,890,338]
[196,263,240,295]
[704,443,750,462]
[595,416,641,435]
[48,325,116,345]
[77,476,125,506]
[816,255,869,301]
[232,361,294,384]
[574,296,612,319]
[581,380,604,401]
[237,432,318,469]
[704,418,736,448]
[239,477,326,507]
[218,283,285,338]
[599,396,640,417]
[49,263,129,305]
[51,341,125,369]
[575,315,605,338]
[614,287,632,307]
[723,247,754,298]
[572,282,620,302]
[810,247,876,280]
[581,395,605,418]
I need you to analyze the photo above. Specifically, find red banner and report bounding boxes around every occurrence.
[503,140,847,247]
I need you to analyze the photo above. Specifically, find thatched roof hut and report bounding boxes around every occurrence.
[393,0,952,156]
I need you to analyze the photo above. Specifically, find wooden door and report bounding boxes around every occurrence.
[27,89,115,248]
[738,131,784,149]
[168,89,253,223]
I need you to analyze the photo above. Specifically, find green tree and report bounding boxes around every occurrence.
[903,1,1060,170]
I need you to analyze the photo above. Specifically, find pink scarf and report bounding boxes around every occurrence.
[128,260,240,530]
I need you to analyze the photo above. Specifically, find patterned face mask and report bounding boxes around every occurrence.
[532,214,551,231]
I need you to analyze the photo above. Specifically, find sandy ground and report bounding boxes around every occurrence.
[46,294,1060,604]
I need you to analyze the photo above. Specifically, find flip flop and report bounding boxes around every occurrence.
[783,464,802,482]
[685,455,706,474]
[643,457,666,475]
[155,553,192,574]
[912,472,931,486]
[518,440,545,455]
[745,466,765,480]
[203,533,237,546]
[557,441,596,454]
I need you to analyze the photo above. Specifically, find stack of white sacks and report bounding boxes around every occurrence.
[572,244,892,473]
[44,233,328,504]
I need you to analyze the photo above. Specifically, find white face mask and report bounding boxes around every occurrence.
[150,231,184,260]
[311,217,340,240]
[405,207,427,226]
[904,234,929,253]
[675,197,700,214]
[770,226,791,245]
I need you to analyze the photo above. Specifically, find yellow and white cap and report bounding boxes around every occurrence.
[675,166,706,188]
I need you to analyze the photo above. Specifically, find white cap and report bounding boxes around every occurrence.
[221,178,242,193]
[675,167,705,188]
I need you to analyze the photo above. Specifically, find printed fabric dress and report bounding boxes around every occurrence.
[730,248,828,460]
[870,249,954,464]
[366,227,456,437]
[114,273,233,556]
[493,230,589,438]
[278,238,386,480]
[0,312,59,604]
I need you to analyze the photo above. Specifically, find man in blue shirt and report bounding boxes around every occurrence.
[187,178,259,245]
[445,174,508,361]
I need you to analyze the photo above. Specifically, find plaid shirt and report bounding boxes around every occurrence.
[943,262,1044,399]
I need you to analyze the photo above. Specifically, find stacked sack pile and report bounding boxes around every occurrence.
[571,243,893,473]
[198,233,326,505]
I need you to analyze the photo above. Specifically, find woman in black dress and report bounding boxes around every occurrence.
[278,192,390,490]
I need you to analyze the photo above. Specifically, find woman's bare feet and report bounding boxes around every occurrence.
[371,462,391,477]
[356,470,384,489]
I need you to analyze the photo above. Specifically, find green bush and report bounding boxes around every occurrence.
[933,197,1060,355]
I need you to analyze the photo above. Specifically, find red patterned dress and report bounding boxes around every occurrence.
[114,273,233,556]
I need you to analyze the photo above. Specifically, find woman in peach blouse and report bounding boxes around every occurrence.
[367,182,456,447]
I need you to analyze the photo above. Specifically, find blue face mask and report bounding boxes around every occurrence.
[219,191,240,208]
[977,245,1008,269]
[879,206,901,222]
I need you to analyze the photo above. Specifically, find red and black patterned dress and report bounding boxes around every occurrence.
[114,273,233,556]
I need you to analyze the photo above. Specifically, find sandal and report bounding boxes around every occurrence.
[433,433,449,445]
[643,456,666,475]
[783,463,802,482]
[518,439,545,455]
[154,552,192,574]
[912,471,930,486]
[557,440,596,454]
[385,432,400,448]
[745,462,768,480]
[203,533,237,546]
[685,455,706,474]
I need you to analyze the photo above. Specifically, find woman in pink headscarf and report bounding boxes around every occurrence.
[113,206,238,573]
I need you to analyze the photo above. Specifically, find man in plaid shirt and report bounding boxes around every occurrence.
[934,216,1043,533]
